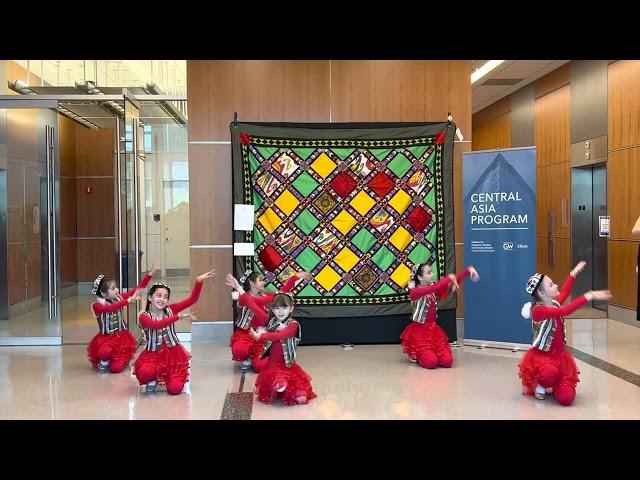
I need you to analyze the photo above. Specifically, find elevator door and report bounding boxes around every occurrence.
[571,164,607,311]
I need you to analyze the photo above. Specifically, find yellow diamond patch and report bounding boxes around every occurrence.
[331,209,357,235]
[316,265,341,291]
[390,263,412,287]
[334,247,360,273]
[389,226,412,251]
[349,190,376,216]
[274,189,299,216]
[310,152,337,178]
[258,207,282,234]
[388,189,412,214]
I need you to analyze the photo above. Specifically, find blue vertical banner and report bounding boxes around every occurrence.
[463,147,536,347]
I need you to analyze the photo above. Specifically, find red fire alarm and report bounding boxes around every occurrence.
[85,186,93,194]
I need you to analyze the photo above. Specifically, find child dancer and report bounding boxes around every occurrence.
[519,261,611,405]
[132,269,216,394]
[87,260,157,373]
[250,292,316,405]
[401,264,479,369]
[225,270,311,372]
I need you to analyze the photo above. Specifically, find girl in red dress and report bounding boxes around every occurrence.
[250,292,316,406]
[225,270,311,372]
[518,261,611,405]
[87,260,157,373]
[132,269,216,394]
[401,263,479,369]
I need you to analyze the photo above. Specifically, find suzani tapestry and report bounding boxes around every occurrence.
[231,122,456,318]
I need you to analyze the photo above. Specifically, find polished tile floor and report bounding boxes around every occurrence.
[1,315,639,420]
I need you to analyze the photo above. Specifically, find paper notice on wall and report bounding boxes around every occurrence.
[233,243,255,256]
[234,204,255,231]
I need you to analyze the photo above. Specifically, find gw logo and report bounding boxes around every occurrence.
[503,242,514,251]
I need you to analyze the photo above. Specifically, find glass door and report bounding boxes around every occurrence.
[0,99,61,344]
[122,95,145,339]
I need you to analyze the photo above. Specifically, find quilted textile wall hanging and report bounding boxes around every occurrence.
[231,122,456,318]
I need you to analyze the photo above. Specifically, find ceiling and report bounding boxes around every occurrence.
[12,60,187,96]
[8,83,187,129]
[471,60,570,114]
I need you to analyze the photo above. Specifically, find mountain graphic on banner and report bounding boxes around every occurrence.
[464,153,535,214]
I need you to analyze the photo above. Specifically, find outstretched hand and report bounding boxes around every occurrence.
[468,266,480,282]
[571,261,586,278]
[587,289,612,302]
[225,273,241,290]
[197,269,216,282]
[149,258,159,275]
[249,328,261,340]
[448,273,460,292]
[128,294,141,305]
[179,312,197,323]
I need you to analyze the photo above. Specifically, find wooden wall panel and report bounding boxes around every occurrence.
[6,162,22,244]
[608,240,639,308]
[608,148,640,240]
[77,239,117,281]
[187,61,331,141]
[190,248,234,322]
[74,125,115,282]
[75,178,114,237]
[536,236,571,284]
[330,61,377,122]
[449,61,472,142]
[534,86,570,167]
[471,112,511,151]
[282,61,332,122]
[423,61,452,121]
[59,115,78,284]
[75,126,114,177]
[26,243,41,299]
[331,61,464,123]
[608,60,640,150]
[398,61,427,121]
[536,162,570,238]
[534,63,570,99]
[188,144,232,245]
[472,96,511,126]
[8,244,22,305]
[60,177,77,239]
[607,60,640,314]
[61,239,77,285]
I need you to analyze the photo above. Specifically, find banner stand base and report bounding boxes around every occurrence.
[463,338,531,352]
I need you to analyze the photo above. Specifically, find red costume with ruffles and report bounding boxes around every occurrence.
[132,279,202,395]
[87,272,152,373]
[518,274,584,406]
[254,318,316,406]
[230,275,299,372]
[400,268,470,369]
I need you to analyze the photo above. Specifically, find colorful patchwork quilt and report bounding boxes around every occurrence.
[231,123,456,317]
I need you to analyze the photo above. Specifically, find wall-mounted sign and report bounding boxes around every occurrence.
[599,215,610,237]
